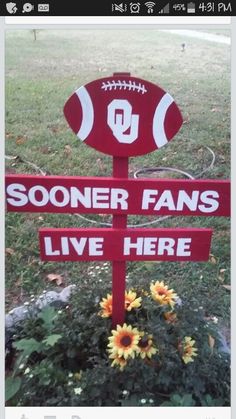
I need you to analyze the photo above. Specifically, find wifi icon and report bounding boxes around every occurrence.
[145,1,156,13]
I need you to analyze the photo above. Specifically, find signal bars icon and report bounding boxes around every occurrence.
[145,1,156,13]
[159,3,170,14]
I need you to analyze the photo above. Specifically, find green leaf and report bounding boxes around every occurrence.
[13,338,42,357]
[167,394,196,407]
[43,334,62,347]
[38,306,57,330]
[201,394,223,406]
[182,394,196,406]
[171,394,182,405]
[5,376,22,402]
[202,394,213,406]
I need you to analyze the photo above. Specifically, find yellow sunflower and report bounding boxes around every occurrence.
[163,311,177,324]
[150,280,178,308]
[107,323,140,359]
[125,290,142,311]
[181,336,198,364]
[109,354,127,371]
[99,291,141,318]
[99,293,113,318]
[137,333,158,359]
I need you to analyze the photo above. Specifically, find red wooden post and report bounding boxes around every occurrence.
[112,156,129,327]
[111,72,129,328]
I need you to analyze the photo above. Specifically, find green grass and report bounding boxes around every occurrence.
[5,30,230,327]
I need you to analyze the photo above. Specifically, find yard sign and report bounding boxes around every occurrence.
[6,73,230,327]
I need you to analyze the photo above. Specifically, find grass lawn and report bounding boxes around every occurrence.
[5,29,230,332]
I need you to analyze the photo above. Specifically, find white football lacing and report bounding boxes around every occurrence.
[101,80,147,94]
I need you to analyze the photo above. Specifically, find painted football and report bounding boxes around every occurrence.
[64,74,183,157]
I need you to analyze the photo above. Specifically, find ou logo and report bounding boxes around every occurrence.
[107,99,139,144]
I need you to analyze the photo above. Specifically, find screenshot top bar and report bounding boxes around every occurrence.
[0,0,235,17]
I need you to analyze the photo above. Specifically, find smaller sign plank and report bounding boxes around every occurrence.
[39,228,213,262]
[6,174,230,217]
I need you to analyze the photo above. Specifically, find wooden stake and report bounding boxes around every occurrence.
[112,156,128,327]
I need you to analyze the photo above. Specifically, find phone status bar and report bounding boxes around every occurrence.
[0,1,235,17]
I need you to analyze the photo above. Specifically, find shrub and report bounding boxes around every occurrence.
[6,278,230,406]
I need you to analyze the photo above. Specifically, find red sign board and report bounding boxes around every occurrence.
[6,174,230,217]
[39,228,213,262]
[64,75,183,157]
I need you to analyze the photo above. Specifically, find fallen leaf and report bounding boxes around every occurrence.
[56,277,64,286]
[50,125,61,133]
[16,135,28,145]
[218,268,226,282]
[208,334,215,353]
[182,115,190,124]
[222,285,231,291]
[6,132,14,139]
[40,146,51,154]
[64,145,72,155]
[96,158,105,171]
[209,254,217,264]
[6,248,15,256]
[46,273,64,286]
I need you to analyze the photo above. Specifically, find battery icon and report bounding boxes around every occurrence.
[187,2,195,13]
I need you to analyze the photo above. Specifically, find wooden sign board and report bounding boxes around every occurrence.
[6,174,230,217]
[39,228,213,262]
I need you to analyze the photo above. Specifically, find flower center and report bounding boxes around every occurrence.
[120,335,132,347]
[139,338,149,348]
[158,289,167,296]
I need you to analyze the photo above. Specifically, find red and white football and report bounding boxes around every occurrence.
[64,74,183,157]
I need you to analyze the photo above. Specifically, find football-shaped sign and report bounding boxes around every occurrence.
[64,74,183,157]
